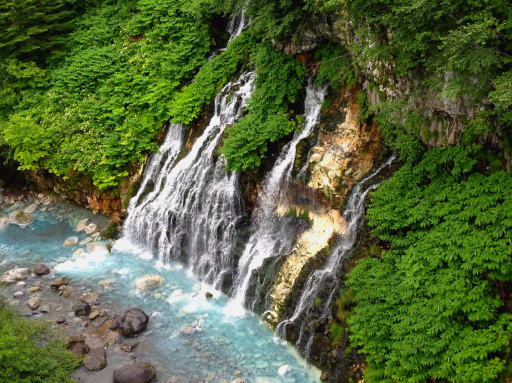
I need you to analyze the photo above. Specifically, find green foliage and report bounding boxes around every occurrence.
[0,0,219,189]
[221,42,307,171]
[348,146,512,383]
[314,43,355,89]
[0,301,79,382]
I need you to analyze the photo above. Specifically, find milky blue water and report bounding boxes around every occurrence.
[0,198,320,383]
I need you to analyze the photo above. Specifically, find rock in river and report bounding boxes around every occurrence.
[111,308,149,336]
[9,210,34,226]
[63,236,79,246]
[0,268,31,284]
[33,263,51,276]
[83,347,107,371]
[113,362,156,383]
[134,275,163,291]
[74,302,92,317]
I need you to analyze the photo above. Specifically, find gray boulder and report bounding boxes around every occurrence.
[33,264,50,276]
[83,347,107,371]
[113,362,156,383]
[111,308,149,336]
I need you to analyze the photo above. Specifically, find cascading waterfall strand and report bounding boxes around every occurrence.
[275,154,396,360]
[229,83,327,310]
[122,72,254,289]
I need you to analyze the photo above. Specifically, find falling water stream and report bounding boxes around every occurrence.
[275,155,396,360]
[229,84,326,311]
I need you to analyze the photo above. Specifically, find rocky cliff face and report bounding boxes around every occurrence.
[265,88,382,326]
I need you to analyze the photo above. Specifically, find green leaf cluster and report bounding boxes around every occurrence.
[0,301,79,382]
[348,146,512,383]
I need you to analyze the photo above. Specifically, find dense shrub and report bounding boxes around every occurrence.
[0,301,79,382]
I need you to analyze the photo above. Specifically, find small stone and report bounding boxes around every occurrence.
[59,285,73,298]
[120,340,140,352]
[28,286,41,294]
[83,347,107,371]
[13,291,24,298]
[26,296,39,310]
[55,315,66,324]
[50,276,69,288]
[39,304,50,313]
[205,292,213,299]
[63,236,79,246]
[74,302,91,317]
[113,362,156,383]
[89,311,100,320]
[99,280,114,288]
[84,223,98,235]
[24,203,38,214]
[106,330,122,347]
[73,248,86,257]
[81,291,100,305]
[33,264,50,276]
[69,341,89,356]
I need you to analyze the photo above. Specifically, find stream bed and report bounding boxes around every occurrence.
[0,194,320,383]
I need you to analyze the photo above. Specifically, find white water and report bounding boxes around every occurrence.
[122,72,255,289]
[275,155,396,359]
[228,84,327,312]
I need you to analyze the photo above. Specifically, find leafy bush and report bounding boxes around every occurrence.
[0,301,79,382]
[221,42,307,171]
[348,146,512,383]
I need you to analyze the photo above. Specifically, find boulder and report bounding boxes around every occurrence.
[113,362,156,383]
[0,268,31,284]
[63,236,79,246]
[134,275,163,291]
[28,286,41,294]
[50,276,69,288]
[111,308,149,336]
[74,302,92,317]
[26,296,40,310]
[69,341,89,356]
[9,210,34,226]
[33,264,50,276]
[75,218,89,232]
[83,347,107,371]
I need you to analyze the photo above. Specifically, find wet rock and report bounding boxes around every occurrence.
[63,236,79,246]
[89,311,101,320]
[74,302,92,317]
[75,218,89,232]
[59,285,73,298]
[50,276,69,288]
[73,248,86,257]
[106,330,122,347]
[83,347,107,371]
[205,292,213,299]
[120,340,140,352]
[33,264,50,276]
[24,203,38,214]
[81,291,101,305]
[39,304,50,313]
[86,242,107,253]
[180,324,195,335]
[113,362,156,383]
[9,210,34,226]
[26,296,40,310]
[1,268,31,284]
[13,291,24,299]
[28,286,41,294]
[134,275,163,291]
[69,341,89,356]
[84,223,98,235]
[111,308,149,337]
[56,315,66,324]
[277,365,292,376]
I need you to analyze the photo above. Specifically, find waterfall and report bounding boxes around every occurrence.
[229,83,326,310]
[122,72,255,288]
[275,154,396,359]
